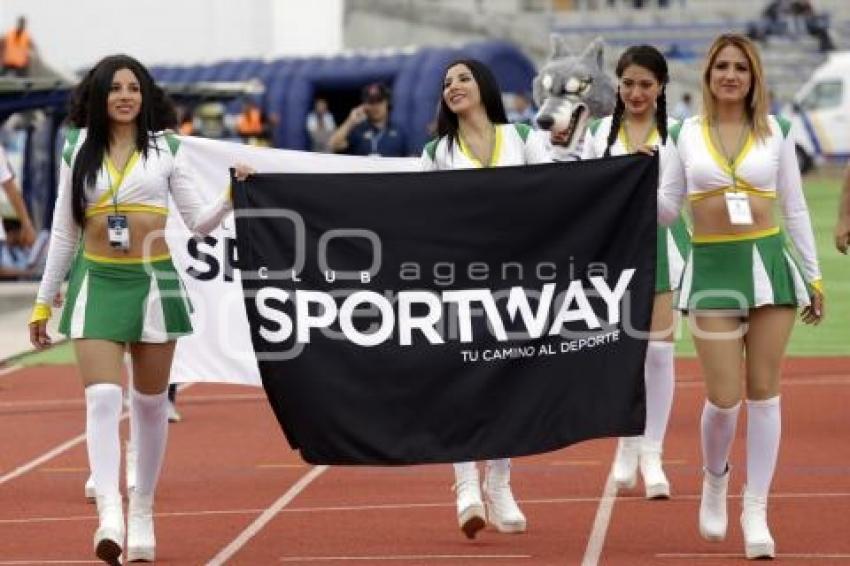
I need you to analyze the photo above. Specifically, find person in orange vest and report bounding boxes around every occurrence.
[1,16,37,77]
[236,99,266,144]
[177,106,194,136]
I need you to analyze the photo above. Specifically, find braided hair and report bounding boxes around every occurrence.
[604,45,669,157]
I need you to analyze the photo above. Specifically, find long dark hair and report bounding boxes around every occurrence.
[436,58,509,153]
[604,45,669,158]
[67,54,177,227]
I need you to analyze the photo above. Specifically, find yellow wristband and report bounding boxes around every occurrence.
[810,279,824,295]
[30,302,52,324]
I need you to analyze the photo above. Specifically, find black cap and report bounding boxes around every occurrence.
[362,82,390,103]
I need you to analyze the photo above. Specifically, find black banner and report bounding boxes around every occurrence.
[233,155,657,465]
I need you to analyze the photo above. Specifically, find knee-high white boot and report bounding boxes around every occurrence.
[453,462,485,539]
[94,494,124,566]
[613,436,641,489]
[741,488,775,559]
[639,439,671,499]
[699,466,730,541]
[483,459,526,534]
[126,492,155,562]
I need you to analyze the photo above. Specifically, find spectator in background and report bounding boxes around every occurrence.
[328,82,409,157]
[236,99,267,145]
[177,106,194,136]
[672,92,694,120]
[0,16,37,77]
[507,92,535,126]
[749,0,834,52]
[0,144,36,266]
[305,97,336,152]
[0,218,32,279]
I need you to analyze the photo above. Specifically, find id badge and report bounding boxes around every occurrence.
[725,191,753,225]
[107,214,131,250]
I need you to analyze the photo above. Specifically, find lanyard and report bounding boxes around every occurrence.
[103,152,134,214]
[105,167,120,215]
[368,127,386,155]
[622,118,656,153]
[711,122,750,189]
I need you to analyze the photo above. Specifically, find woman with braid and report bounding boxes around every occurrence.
[582,45,689,500]
[658,34,823,559]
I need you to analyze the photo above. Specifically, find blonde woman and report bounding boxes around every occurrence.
[658,34,823,559]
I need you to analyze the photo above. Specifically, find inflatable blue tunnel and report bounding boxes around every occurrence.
[150,40,536,153]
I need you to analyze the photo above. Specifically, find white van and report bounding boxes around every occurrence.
[786,51,850,172]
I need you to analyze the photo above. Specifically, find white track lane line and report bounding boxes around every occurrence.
[580,467,619,566]
[0,365,21,378]
[656,553,850,560]
[0,383,194,486]
[6,490,850,526]
[279,554,533,562]
[206,465,329,566]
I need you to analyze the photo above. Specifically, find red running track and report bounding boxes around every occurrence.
[0,358,848,565]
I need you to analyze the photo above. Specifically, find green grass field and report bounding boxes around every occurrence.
[676,169,849,356]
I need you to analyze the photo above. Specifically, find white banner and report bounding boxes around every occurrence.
[167,137,419,386]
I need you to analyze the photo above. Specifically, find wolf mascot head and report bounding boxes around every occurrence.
[533,36,616,153]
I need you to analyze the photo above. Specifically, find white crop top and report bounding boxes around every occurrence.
[658,115,820,282]
[36,128,231,305]
[420,123,576,170]
[581,115,679,170]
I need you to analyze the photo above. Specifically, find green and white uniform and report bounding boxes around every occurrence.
[657,115,821,311]
[420,123,572,170]
[582,116,691,293]
[35,128,230,342]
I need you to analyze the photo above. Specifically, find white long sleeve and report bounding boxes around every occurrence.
[656,139,686,226]
[776,124,820,282]
[168,146,232,235]
[35,159,80,305]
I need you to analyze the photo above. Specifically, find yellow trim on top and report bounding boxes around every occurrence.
[85,203,169,218]
[701,119,755,177]
[618,121,659,154]
[83,251,172,264]
[94,150,141,207]
[688,186,777,202]
[458,124,503,168]
[691,226,780,244]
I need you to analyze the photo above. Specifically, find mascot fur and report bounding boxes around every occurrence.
[533,36,616,154]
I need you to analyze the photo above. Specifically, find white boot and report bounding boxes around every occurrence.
[85,475,96,502]
[94,495,124,566]
[125,440,137,493]
[483,461,527,534]
[699,466,730,541]
[741,488,775,559]
[126,492,155,562]
[613,436,641,490]
[453,464,485,539]
[639,439,670,499]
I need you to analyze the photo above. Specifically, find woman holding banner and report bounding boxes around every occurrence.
[582,45,688,500]
[658,34,823,559]
[421,58,570,539]
[28,54,236,565]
